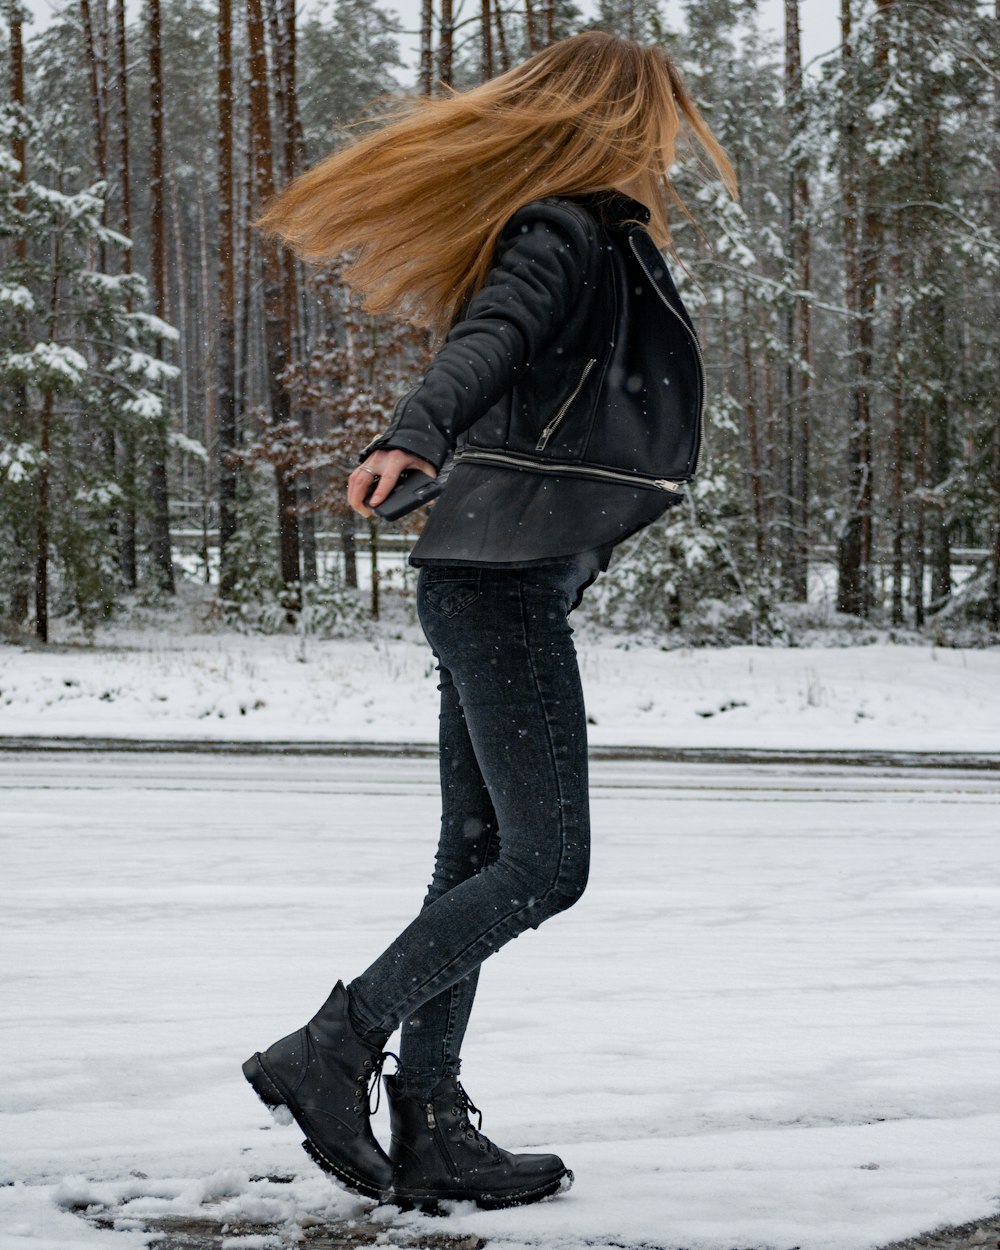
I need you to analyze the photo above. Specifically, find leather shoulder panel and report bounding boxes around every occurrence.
[500,197,604,256]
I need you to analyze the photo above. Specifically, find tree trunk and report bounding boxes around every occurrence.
[79,0,108,242]
[909,418,926,627]
[741,290,765,560]
[35,387,52,643]
[926,274,952,610]
[368,517,379,618]
[438,0,453,88]
[992,0,1000,629]
[783,0,811,601]
[278,0,316,582]
[165,126,190,460]
[6,11,32,623]
[193,125,215,586]
[493,0,510,73]
[890,219,905,625]
[524,0,540,52]
[147,0,176,593]
[480,0,493,81]
[921,102,951,611]
[217,0,239,596]
[341,514,357,589]
[247,0,300,589]
[991,391,1000,630]
[762,351,777,569]
[81,0,122,573]
[35,219,65,643]
[237,119,254,428]
[419,0,433,96]
[262,0,287,112]
[836,0,873,618]
[114,0,137,586]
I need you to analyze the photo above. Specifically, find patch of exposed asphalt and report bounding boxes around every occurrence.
[3,735,999,770]
[86,1210,487,1250]
[82,1208,1000,1250]
[875,1213,1000,1250]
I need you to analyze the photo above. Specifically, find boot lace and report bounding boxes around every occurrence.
[453,1081,502,1161]
[354,1049,397,1118]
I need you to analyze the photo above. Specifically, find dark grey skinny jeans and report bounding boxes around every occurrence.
[347,557,592,1097]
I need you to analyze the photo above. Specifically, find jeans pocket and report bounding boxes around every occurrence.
[421,571,482,619]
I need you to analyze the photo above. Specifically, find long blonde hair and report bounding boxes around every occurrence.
[253,30,737,335]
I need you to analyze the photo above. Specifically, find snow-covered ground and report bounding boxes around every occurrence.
[2,605,999,753]
[3,752,999,1250]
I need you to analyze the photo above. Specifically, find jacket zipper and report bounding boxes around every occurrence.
[627,235,705,468]
[535,357,598,450]
[454,447,684,494]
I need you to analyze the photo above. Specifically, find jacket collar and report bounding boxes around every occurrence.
[568,190,652,232]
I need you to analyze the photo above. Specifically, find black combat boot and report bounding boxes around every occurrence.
[242,981,393,1199]
[384,1072,573,1211]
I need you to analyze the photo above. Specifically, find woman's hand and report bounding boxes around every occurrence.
[347,447,438,518]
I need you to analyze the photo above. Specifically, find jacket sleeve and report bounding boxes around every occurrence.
[357,202,595,472]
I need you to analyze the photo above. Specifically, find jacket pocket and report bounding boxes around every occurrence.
[534,358,598,451]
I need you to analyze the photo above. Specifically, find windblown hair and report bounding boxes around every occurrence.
[252,30,738,336]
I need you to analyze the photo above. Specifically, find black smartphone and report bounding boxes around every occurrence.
[368,468,443,521]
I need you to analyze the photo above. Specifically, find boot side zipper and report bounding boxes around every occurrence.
[424,1105,463,1180]
[535,357,598,450]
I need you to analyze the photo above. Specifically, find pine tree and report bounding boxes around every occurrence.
[592,0,662,43]
[668,0,795,624]
[298,0,402,143]
[0,96,179,636]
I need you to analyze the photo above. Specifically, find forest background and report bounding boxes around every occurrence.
[2,0,999,646]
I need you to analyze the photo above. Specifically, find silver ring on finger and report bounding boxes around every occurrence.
[360,466,379,478]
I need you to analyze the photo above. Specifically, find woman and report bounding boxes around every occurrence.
[243,29,736,1213]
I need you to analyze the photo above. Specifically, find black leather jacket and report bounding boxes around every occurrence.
[357,190,705,564]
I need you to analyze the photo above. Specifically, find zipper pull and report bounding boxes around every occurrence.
[425,1103,437,1129]
[535,422,557,451]
[535,357,598,451]
[654,479,683,493]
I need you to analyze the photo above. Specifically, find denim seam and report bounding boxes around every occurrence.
[372,578,573,1029]
[441,981,461,1071]
[437,815,498,1071]
[515,565,571,903]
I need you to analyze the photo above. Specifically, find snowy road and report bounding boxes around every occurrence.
[3,752,999,1250]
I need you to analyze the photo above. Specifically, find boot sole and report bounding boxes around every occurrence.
[242,1052,387,1201]
[390,1166,574,1213]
